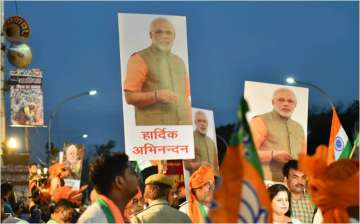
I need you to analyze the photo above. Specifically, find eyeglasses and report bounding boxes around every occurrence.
[205,182,215,191]
[276,98,295,104]
[151,29,173,36]
[195,181,215,191]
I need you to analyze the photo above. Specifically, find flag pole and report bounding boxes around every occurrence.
[348,144,356,159]
[349,134,360,159]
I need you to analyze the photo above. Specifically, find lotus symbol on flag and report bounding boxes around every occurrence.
[238,181,269,223]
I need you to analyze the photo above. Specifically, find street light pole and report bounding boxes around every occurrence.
[47,90,97,164]
[286,77,335,108]
[0,0,6,157]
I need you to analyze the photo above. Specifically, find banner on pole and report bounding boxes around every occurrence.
[10,69,44,127]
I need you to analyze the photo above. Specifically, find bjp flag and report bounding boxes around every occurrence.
[208,98,272,223]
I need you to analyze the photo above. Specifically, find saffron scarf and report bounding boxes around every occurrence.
[97,194,124,223]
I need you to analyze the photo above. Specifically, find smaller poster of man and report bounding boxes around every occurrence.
[184,108,219,176]
[183,108,219,202]
[61,143,84,190]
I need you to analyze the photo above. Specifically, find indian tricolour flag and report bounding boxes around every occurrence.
[327,107,352,164]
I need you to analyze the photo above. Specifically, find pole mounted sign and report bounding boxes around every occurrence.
[9,68,44,127]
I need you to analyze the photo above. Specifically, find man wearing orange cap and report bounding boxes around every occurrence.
[179,165,215,223]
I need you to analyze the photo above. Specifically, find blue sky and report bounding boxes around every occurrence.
[4,1,358,162]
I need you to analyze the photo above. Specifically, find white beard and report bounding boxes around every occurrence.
[154,42,173,52]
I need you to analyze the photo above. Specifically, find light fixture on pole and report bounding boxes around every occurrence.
[47,90,97,164]
[7,137,18,149]
[286,76,334,108]
[82,134,88,139]
[89,90,97,96]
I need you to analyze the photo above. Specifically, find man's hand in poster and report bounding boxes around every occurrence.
[157,89,178,104]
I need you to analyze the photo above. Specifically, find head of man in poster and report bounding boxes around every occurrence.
[272,88,297,119]
[195,110,209,135]
[123,16,192,126]
[150,17,175,52]
[184,110,219,176]
[63,144,82,179]
[250,87,306,182]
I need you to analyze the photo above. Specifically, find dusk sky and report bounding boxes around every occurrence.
[4,1,358,163]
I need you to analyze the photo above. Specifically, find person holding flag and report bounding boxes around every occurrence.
[208,98,272,223]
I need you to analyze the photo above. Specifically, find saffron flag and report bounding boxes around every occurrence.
[327,107,352,163]
[208,98,272,223]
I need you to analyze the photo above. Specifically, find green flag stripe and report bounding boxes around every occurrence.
[338,141,353,159]
[240,98,264,178]
[229,130,241,146]
[134,161,141,173]
[229,98,264,179]
[97,198,115,223]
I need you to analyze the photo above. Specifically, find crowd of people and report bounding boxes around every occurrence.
[1,12,358,224]
[1,147,358,223]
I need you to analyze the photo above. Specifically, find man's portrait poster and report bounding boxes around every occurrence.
[183,108,219,200]
[244,81,309,182]
[61,143,84,189]
[118,13,194,161]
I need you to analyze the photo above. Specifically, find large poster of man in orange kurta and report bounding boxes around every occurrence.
[244,81,309,182]
[118,13,194,161]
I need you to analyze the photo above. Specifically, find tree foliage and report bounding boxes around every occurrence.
[94,140,116,156]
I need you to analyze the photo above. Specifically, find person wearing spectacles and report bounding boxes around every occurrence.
[179,165,215,223]
[250,88,306,182]
[123,17,191,126]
